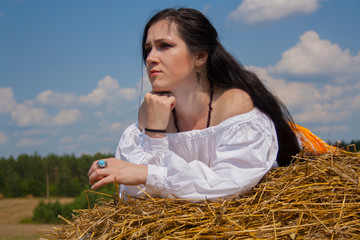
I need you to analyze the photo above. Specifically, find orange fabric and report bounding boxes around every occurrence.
[290,123,338,155]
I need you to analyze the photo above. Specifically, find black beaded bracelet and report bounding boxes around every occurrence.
[144,128,166,133]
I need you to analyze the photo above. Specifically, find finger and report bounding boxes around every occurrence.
[151,94,175,107]
[146,94,167,108]
[88,158,113,177]
[88,168,107,185]
[166,96,176,110]
[144,92,152,100]
[87,161,97,177]
[91,175,114,190]
[153,91,171,97]
[88,160,102,177]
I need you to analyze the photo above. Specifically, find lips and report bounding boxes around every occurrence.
[150,69,161,77]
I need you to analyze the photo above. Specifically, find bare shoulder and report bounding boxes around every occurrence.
[138,101,147,131]
[212,88,254,125]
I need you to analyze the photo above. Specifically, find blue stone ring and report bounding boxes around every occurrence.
[96,159,108,169]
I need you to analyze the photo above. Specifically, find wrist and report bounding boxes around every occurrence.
[138,164,148,185]
[144,131,166,138]
[144,127,166,138]
[145,128,166,133]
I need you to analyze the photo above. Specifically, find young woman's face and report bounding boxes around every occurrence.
[144,20,197,92]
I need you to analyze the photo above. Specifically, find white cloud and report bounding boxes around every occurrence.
[248,66,320,110]
[293,103,351,123]
[228,0,321,25]
[11,102,52,127]
[96,121,129,140]
[93,111,104,118]
[79,76,119,106]
[58,144,78,151]
[270,31,360,76]
[352,95,360,108]
[116,88,138,101]
[79,76,138,106]
[290,91,356,124]
[99,147,112,154]
[36,90,77,107]
[23,128,58,137]
[109,122,126,132]
[0,87,16,113]
[321,85,343,100]
[248,66,358,125]
[10,104,81,128]
[6,75,141,131]
[59,136,74,144]
[313,125,349,134]
[16,137,48,147]
[0,131,8,145]
[53,109,82,126]
[77,134,94,143]
[37,77,138,109]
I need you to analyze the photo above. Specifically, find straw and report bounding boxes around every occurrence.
[42,151,360,239]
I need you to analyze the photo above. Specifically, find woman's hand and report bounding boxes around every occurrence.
[88,158,148,190]
[144,92,176,136]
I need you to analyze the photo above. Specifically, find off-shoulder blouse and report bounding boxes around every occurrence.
[115,107,278,200]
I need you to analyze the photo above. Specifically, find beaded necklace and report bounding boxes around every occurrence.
[172,84,214,132]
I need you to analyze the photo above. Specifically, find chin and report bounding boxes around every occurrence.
[152,88,170,93]
[151,85,169,93]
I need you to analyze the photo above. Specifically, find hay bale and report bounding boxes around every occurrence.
[41,152,360,239]
[25,194,34,199]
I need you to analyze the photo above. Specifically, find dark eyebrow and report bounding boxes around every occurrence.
[145,38,171,47]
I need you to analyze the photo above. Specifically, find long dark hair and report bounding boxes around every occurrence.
[142,8,300,166]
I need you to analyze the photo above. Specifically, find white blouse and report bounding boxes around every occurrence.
[115,107,279,200]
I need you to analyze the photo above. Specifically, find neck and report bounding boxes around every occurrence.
[171,82,213,132]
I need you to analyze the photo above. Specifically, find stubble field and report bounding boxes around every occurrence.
[0,197,73,240]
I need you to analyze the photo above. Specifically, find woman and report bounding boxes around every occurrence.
[88,8,300,200]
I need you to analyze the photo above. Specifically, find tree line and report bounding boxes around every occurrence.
[0,152,113,198]
[0,139,359,198]
[333,139,360,152]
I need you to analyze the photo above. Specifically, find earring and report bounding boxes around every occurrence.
[196,71,201,85]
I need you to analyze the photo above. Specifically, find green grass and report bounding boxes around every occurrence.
[19,217,32,224]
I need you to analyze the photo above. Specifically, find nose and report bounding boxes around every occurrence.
[146,49,159,66]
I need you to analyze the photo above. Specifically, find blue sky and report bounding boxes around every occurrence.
[1,0,359,158]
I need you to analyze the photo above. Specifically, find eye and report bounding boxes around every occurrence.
[160,43,172,49]
[144,47,151,57]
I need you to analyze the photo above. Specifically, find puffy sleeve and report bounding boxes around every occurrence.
[115,114,278,200]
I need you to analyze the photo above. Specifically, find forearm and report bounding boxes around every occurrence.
[145,158,270,200]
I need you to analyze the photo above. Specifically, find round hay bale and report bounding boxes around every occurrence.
[25,194,33,199]
[42,152,360,239]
